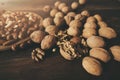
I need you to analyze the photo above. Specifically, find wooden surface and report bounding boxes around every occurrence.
[0,0,120,80]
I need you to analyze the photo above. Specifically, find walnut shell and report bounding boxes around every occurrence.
[41,35,57,50]
[61,6,69,14]
[69,19,82,28]
[50,8,59,17]
[55,12,64,18]
[79,0,87,5]
[54,17,64,26]
[82,56,103,76]
[99,27,117,39]
[67,27,80,36]
[42,17,53,28]
[90,48,111,63]
[98,21,108,28]
[54,1,61,8]
[84,22,97,29]
[94,14,102,22]
[82,28,97,38]
[86,16,96,22]
[81,10,90,17]
[110,45,120,62]
[87,36,105,48]
[71,2,79,10]
[58,3,67,10]
[45,25,58,35]
[30,30,46,43]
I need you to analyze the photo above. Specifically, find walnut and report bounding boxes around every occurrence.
[87,36,105,48]
[82,28,97,38]
[71,2,79,10]
[69,19,82,28]
[55,12,64,18]
[94,14,102,22]
[67,27,80,36]
[79,0,87,5]
[54,17,64,26]
[81,10,90,17]
[41,35,57,50]
[86,16,96,22]
[58,3,67,10]
[50,8,59,17]
[45,25,59,35]
[98,21,108,28]
[84,22,97,29]
[61,6,69,14]
[42,17,53,28]
[99,27,117,39]
[30,30,46,43]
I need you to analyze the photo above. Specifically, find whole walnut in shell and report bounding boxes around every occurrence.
[110,45,120,62]
[82,56,103,76]
[30,30,46,43]
[86,16,96,22]
[69,19,82,28]
[99,27,117,39]
[42,17,53,28]
[54,1,61,8]
[90,48,111,63]
[87,36,105,48]
[55,12,64,18]
[81,10,90,17]
[50,8,59,17]
[84,22,97,29]
[82,28,97,38]
[94,14,102,22]
[79,0,87,5]
[61,6,69,14]
[45,25,59,35]
[41,35,57,50]
[54,17,64,26]
[98,21,108,28]
[71,2,79,10]
[58,3,67,10]
[67,27,80,36]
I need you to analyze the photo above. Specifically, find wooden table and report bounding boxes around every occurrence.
[0,0,120,80]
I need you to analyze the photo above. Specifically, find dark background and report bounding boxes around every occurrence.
[0,0,120,80]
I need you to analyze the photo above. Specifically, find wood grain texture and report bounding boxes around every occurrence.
[0,0,120,80]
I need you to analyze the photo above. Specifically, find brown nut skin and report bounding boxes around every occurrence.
[41,35,57,50]
[82,28,97,38]
[99,27,117,39]
[110,45,120,62]
[84,22,97,29]
[87,36,105,48]
[71,2,79,10]
[42,17,53,28]
[67,27,80,36]
[45,25,58,35]
[82,56,103,76]
[30,30,46,43]
[90,48,111,63]
[50,8,59,17]
[70,36,81,44]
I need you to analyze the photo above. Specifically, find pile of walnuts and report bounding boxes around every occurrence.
[0,0,120,77]
[29,0,120,76]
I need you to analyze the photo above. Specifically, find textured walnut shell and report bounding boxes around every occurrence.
[79,0,87,5]
[55,12,64,18]
[90,48,111,63]
[58,3,67,10]
[30,30,46,43]
[82,28,97,38]
[71,2,79,10]
[54,17,63,26]
[54,1,61,8]
[99,27,117,39]
[84,22,97,29]
[50,8,59,17]
[94,14,102,22]
[81,10,90,17]
[82,56,103,76]
[69,19,82,28]
[87,36,105,48]
[110,45,120,62]
[45,25,58,35]
[42,17,53,28]
[41,35,56,50]
[86,16,96,22]
[98,21,108,28]
[61,6,69,14]
[67,27,80,36]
